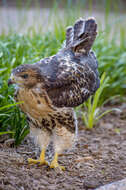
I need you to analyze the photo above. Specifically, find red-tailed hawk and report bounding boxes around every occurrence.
[8,17,100,170]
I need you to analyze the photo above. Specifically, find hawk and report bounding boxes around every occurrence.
[8,17,100,170]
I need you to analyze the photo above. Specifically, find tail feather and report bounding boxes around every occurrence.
[73,18,85,40]
[65,17,97,54]
[66,26,73,47]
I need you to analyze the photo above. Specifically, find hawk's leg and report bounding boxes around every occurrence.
[49,125,76,170]
[28,148,48,165]
[50,152,65,170]
[28,126,51,166]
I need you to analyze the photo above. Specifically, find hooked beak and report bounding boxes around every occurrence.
[8,75,15,86]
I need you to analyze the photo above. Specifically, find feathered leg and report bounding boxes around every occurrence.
[49,109,77,170]
[28,126,51,166]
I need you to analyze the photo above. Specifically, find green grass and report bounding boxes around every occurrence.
[0,1,126,144]
[76,73,121,129]
[94,28,126,100]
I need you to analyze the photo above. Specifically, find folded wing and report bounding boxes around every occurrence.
[38,52,99,108]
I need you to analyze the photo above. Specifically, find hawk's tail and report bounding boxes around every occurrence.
[65,17,97,54]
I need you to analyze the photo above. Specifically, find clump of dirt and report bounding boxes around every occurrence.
[0,103,126,190]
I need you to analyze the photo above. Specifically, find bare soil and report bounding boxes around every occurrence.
[0,103,126,190]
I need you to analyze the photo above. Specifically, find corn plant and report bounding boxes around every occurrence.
[0,101,29,146]
[76,73,121,129]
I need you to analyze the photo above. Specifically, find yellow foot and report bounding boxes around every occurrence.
[28,148,48,166]
[50,161,65,170]
[50,152,65,171]
[28,158,48,165]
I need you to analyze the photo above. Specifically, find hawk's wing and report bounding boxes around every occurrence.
[37,52,99,108]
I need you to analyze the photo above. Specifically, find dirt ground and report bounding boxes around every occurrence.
[0,103,126,190]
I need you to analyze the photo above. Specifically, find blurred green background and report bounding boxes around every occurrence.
[0,0,126,34]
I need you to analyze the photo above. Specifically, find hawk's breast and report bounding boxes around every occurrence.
[15,87,53,120]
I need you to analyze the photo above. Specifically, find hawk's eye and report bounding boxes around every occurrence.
[21,74,28,79]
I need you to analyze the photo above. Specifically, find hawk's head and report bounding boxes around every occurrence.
[8,64,42,88]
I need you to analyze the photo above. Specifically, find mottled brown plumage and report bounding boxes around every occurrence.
[8,17,100,170]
